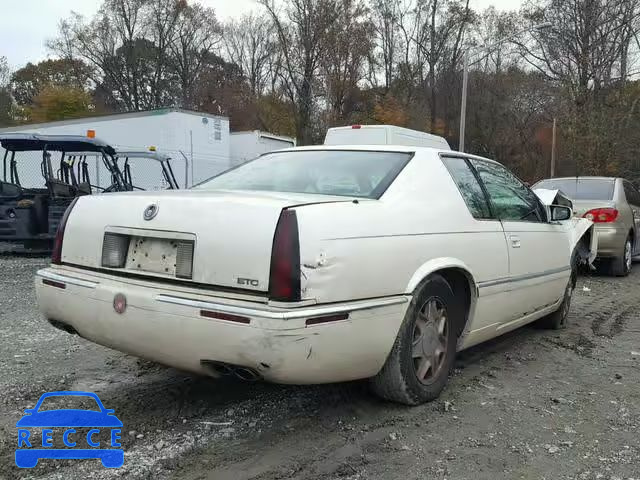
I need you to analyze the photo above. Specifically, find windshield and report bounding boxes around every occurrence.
[534,178,616,201]
[196,150,412,199]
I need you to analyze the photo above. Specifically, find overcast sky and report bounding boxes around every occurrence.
[0,0,522,69]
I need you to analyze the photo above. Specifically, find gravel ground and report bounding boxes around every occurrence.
[1,256,639,480]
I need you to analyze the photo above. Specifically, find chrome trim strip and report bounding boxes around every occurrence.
[478,266,570,289]
[37,269,99,289]
[155,294,409,320]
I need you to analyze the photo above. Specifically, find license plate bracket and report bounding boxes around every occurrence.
[126,236,179,276]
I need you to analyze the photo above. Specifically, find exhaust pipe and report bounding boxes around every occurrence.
[200,360,262,382]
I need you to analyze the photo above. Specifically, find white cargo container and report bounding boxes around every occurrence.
[0,109,231,189]
[230,131,296,167]
[324,125,451,150]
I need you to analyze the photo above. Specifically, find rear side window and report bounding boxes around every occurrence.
[534,178,615,201]
[623,181,640,206]
[197,150,412,199]
[442,157,492,219]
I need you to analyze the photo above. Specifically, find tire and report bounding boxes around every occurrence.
[370,274,461,405]
[537,276,574,330]
[608,235,633,277]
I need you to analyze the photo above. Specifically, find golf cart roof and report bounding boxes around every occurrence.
[0,133,116,156]
[116,151,172,162]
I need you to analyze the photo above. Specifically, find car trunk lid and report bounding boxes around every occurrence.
[62,190,359,294]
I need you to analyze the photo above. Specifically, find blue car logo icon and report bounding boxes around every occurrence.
[16,391,123,468]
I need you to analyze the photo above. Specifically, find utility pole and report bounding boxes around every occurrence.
[550,117,557,178]
[459,55,469,153]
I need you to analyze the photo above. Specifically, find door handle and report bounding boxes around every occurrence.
[509,235,521,248]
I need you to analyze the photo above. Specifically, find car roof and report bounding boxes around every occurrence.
[538,176,618,181]
[0,133,116,156]
[116,151,172,162]
[276,144,446,154]
[271,145,504,168]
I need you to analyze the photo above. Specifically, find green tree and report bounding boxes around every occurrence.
[27,86,93,123]
[0,56,13,127]
[11,58,93,106]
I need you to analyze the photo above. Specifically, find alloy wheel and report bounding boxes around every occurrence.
[412,298,448,385]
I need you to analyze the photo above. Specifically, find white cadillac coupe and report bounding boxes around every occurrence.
[35,129,595,405]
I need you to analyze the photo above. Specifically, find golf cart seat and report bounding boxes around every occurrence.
[77,182,92,195]
[0,180,21,198]
[47,178,76,198]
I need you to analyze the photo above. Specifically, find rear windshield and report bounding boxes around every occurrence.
[534,178,615,200]
[196,150,412,199]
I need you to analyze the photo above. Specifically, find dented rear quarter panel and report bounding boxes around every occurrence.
[295,150,509,305]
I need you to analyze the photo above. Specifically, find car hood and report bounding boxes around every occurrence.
[534,188,597,265]
[16,410,123,428]
[533,188,573,207]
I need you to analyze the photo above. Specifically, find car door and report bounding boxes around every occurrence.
[440,155,511,338]
[469,159,571,324]
[622,180,640,254]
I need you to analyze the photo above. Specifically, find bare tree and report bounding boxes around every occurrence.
[224,13,276,97]
[519,0,640,100]
[50,0,164,110]
[169,3,222,109]
[145,0,185,107]
[321,0,374,124]
[259,0,341,145]
[414,0,474,129]
[370,0,403,90]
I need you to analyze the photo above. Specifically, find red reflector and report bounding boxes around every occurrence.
[351,125,362,129]
[583,208,619,223]
[306,313,349,327]
[200,310,251,324]
[42,279,66,289]
[113,293,127,314]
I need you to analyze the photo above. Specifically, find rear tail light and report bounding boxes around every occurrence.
[268,209,301,302]
[583,208,619,223]
[101,233,130,268]
[52,198,79,265]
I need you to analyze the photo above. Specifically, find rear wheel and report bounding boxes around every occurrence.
[370,274,460,405]
[607,236,632,277]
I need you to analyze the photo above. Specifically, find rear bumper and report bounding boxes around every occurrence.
[594,226,628,257]
[35,267,410,384]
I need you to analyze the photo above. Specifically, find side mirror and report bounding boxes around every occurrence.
[551,205,572,221]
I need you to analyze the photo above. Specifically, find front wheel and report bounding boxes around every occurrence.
[370,274,460,405]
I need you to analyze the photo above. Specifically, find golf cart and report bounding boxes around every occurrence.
[115,150,180,190]
[0,133,126,250]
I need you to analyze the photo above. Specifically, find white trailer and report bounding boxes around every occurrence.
[324,125,451,150]
[230,131,296,167]
[0,109,232,189]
